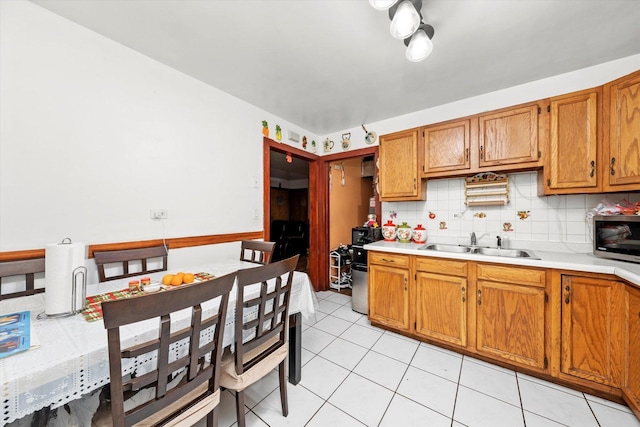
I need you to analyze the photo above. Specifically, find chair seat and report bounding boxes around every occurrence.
[92,385,219,427]
[220,342,287,391]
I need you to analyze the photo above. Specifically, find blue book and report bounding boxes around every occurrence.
[0,311,31,359]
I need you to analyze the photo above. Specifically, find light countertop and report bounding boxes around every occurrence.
[364,240,640,288]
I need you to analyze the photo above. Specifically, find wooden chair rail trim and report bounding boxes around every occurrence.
[0,231,264,261]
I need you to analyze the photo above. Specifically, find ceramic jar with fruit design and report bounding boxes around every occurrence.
[397,222,413,243]
[413,224,427,244]
[382,220,396,241]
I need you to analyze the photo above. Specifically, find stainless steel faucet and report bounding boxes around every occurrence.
[470,232,477,246]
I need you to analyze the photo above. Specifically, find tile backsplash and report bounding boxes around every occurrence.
[382,171,639,251]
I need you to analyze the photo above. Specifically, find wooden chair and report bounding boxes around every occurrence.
[220,255,299,427]
[100,271,236,427]
[0,258,46,300]
[239,240,275,265]
[94,245,168,282]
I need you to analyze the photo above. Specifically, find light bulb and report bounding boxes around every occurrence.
[390,0,420,39]
[369,0,397,10]
[406,28,433,62]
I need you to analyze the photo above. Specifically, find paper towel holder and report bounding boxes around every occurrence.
[37,238,88,320]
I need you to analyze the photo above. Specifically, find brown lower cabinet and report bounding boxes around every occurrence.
[368,252,640,420]
[415,257,468,348]
[476,264,547,371]
[368,252,411,332]
[559,275,625,387]
[624,286,640,419]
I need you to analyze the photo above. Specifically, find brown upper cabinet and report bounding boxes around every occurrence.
[478,103,542,169]
[378,128,426,201]
[422,118,472,175]
[421,102,544,179]
[542,88,601,194]
[604,70,640,191]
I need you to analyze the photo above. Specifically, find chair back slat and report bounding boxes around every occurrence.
[102,271,235,427]
[233,255,298,374]
[239,240,275,265]
[94,245,168,282]
[0,258,46,300]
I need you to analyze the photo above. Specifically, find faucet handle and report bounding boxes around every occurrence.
[496,235,502,248]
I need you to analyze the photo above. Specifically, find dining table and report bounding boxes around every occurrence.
[0,259,318,426]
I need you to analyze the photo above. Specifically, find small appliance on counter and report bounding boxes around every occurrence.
[593,215,640,263]
[351,226,383,314]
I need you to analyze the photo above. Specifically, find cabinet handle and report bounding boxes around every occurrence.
[610,157,616,176]
[404,277,407,291]
[414,178,417,190]
[564,285,571,304]
[381,258,395,263]
[590,160,595,178]
[477,289,482,305]
[465,148,469,161]
[479,145,484,160]
[462,286,466,303]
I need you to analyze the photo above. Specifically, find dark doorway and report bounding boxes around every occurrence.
[269,150,310,273]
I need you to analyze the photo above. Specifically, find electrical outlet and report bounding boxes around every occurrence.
[251,175,259,188]
[150,209,168,220]
[253,209,259,219]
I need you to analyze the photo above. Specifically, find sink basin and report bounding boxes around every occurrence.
[420,243,539,259]
[420,243,472,253]
[473,247,540,259]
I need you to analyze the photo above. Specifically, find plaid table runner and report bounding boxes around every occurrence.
[81,272,216,322]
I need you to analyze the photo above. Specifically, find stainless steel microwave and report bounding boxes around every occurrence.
[593,215,640,263]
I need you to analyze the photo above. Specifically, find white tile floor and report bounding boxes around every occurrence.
[207,290,640,427]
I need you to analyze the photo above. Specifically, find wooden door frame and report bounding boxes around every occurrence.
[263,138,379,291]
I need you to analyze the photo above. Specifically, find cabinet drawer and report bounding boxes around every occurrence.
[416,257,467,277]
[369,252,410,268]
[477,263,545,287]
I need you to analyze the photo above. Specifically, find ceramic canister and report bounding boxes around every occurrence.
[397,222,412,243]
[413,224,427,244]
[382,220,396,241]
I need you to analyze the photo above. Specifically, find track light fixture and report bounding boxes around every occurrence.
[369,0,435,62]
[404,23,434,62]
[388,0,422,40]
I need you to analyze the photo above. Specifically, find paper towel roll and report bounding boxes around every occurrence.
[45,241,86,315]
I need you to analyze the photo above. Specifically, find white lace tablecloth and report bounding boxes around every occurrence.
[0,260,317,425]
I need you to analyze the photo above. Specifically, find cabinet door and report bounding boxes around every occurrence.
[624,286,640,413]
[369,263,410,331]
[416,272,467,347]
[478,104,540,168]
[422,120,471,175]
[379,129,423,201]
[606,71,640,190]
[561,275,625,386]
[476,280,546,370]
[546,90,600,192]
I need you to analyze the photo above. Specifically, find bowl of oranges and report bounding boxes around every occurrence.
[161,272,195,287]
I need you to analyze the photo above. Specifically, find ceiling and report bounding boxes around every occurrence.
[30,0,640,135]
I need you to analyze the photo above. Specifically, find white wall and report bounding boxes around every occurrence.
[2,0,640,266]
[322,54,640,145]
[0,0,317,269]
[322,55,640,253]
[384,172,640,253]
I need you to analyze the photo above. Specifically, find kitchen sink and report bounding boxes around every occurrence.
[420,243,472,253]
[420,243,540,259]
[473,247,539,259]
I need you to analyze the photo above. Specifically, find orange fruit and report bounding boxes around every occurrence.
[183,273,194,284]
[170,275,183,286]
[162,274,174,285]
